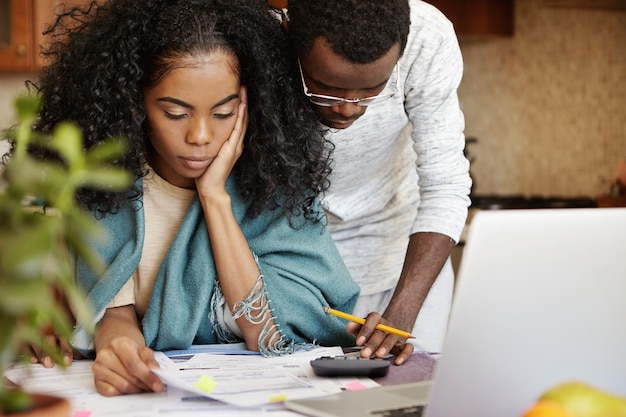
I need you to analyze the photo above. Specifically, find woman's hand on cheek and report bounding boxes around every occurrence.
[92,336,163,396]
[196,86,248,197]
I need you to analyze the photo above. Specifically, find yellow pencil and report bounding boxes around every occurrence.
[323,306,415,339]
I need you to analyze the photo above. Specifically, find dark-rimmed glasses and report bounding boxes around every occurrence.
[298,59,399,107]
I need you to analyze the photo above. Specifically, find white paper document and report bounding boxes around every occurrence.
[153,346,379,407]
[5,345,380,416]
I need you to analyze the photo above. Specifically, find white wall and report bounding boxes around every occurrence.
[1,73,34,157]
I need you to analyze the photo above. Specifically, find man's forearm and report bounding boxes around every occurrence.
[383,232,454,330]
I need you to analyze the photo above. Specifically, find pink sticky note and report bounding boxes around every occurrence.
[73,411,92,417]
[344,380,370,391]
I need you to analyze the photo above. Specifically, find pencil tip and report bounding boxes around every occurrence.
[322,306,330,313]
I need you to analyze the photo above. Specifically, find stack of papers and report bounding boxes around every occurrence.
[5,345,380,417]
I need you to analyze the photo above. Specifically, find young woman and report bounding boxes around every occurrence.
[31,0,359,396]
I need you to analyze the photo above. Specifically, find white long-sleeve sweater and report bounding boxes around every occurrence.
[322,0,471,301]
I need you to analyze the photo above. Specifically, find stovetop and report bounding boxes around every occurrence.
[470,195,598,210]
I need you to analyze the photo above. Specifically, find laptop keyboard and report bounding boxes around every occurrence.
[371,405,425,417]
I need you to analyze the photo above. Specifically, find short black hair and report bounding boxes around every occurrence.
[287,0,411,64]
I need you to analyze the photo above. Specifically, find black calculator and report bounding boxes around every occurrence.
[310,355,390,378]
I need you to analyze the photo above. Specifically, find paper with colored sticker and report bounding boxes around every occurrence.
[151,346,380,407]
[4,346,381,414]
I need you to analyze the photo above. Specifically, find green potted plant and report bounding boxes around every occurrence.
[0,95,131,415]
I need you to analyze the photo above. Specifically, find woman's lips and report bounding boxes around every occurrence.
[181,157,212,171]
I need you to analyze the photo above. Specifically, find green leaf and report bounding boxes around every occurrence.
[50,122,84,168]
[1,94,132,410]
[14,95,41,122]
[11,95,42,161]
[64,209,106,242]
[0,387,32,414]
[0,218,59,280]
[0,316,16,365]
[64,228,106,276]
[0,280,52,315]
[85,136,129,163]
[78,167,132,190]
[61,282,95,334]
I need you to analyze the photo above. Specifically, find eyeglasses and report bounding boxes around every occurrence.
[298,59,399,107]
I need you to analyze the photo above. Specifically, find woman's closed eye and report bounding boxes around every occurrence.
[213,111,235,120]
[163,110,234,121]
[164,111,188,120]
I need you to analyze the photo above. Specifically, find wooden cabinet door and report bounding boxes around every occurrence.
[426,0,514,37]
[0,0,35,71]
[0,0,90,72]
[267,0,288,8]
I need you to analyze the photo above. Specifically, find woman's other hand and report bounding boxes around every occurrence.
[93,336,163,396]
[93,305,163,396]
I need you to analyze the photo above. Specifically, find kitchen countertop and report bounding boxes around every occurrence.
[469,194,597,210]
[458,195,599,244]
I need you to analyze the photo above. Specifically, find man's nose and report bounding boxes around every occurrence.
[331,101,364,119]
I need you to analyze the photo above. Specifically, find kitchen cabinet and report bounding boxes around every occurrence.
[267,0,287,8]
[0,0,87,72]
[0,0,34,71]
[264,1,515,37]
[425,0,515,37]
[596,195,626,207]
[543,0,626,9]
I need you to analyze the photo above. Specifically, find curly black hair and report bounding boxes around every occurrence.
[287,0,411,64]
[26,0,331,222]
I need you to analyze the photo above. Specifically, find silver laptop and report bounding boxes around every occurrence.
[285,208,626,417]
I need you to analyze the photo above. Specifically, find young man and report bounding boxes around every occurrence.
[282,0,472,365]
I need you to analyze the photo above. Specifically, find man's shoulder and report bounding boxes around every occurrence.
[401,0,459,62]
[408,0,455,35]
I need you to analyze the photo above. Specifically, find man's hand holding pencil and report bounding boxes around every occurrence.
[323,306,415,366]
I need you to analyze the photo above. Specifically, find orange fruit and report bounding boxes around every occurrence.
[522,400,573,417]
